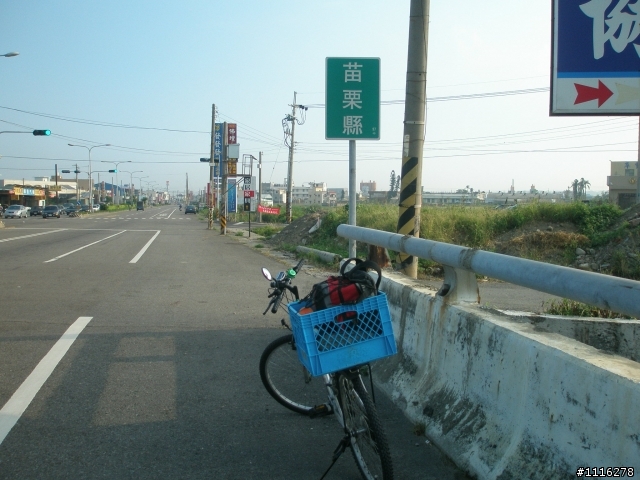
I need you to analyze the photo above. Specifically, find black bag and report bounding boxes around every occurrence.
[303,258,381,312]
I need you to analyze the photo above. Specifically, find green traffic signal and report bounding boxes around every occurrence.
[108,169,117,173]
[33,129,51,136]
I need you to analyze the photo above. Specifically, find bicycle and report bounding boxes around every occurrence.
[259,259,394,480]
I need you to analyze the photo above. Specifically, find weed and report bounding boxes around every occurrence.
[252,225,283,239]
[544,298,635,319]
[254,244,264,249]
[235,231,244,237]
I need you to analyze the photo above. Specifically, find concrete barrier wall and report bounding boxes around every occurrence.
[374,271,640,479]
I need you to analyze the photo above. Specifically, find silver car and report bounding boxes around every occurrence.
[3,205,28,218]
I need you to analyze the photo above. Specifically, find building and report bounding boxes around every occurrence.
[484,191,566,206]
[261,182,287,204]
[360,180,376,196]
[422,191,487,205]
[608,161,639,208]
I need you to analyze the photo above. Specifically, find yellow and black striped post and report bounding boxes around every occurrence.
[220,213,226,233]
[396,0,429,278]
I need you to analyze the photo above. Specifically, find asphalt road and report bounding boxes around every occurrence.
[0,207,469,480]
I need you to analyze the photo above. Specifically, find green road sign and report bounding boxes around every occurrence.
[325,57,380,140]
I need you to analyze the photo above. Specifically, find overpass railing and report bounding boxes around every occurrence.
[337,224,640,319]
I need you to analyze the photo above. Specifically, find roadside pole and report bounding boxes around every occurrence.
[208,104,216,230]
[258,152,263,223]
[349,140,357,258]
[221,122,228,235]
[396,0,430,279]
[286,92,297,224]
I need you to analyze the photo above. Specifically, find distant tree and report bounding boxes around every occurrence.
[395,176,401,194]
[388,170,396,200]
[341,189,345,201]
[572,179,579,201]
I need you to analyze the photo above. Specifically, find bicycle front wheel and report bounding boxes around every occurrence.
[259,334,328,415]
[339,374,394,480]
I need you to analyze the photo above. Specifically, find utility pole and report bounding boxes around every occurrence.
[221,122,228,234]
[286,92,297,223]
[258,151,263,222]
[209,104,216,229]
[396,0,430,278]
[283,92,307,223]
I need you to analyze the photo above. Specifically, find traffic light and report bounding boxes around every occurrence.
[32,130,51,136]
[200,158,210,162]
[61,170,71,173]
[108,169,117,173]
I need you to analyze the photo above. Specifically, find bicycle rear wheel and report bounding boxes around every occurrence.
[339,374,393,480]
[259,334,328,415]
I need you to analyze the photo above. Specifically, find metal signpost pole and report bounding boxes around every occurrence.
[349,140,357,258]
[326,57,380,260]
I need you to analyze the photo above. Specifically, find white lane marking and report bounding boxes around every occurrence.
[166,209,177,219]
[0,316,92,446]
[44,230,126,263]
[129,230,161,264]
[0,229,67,243]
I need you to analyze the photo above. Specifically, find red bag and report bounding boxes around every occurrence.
[302,258,381,313]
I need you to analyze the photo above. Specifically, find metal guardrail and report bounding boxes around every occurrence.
[337,224,640,319]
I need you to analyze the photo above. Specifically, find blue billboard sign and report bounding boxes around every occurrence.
[551,0,640,115]
[227,179,236,213]
[214,123,223,162]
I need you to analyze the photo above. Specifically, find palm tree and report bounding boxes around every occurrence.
[572,179,579,201]
[582,179,591,199]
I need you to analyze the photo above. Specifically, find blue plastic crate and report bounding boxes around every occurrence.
[288,292,397,376]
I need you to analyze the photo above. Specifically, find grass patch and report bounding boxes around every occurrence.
[254,243,264,249]
[544,298,635,319]
[235,231,244,237]
[253,225,283,239]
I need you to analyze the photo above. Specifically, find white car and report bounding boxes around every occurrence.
[92,204,100,212]
[3,205,28,218]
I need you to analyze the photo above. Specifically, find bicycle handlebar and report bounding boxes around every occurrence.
[263,259,304,315]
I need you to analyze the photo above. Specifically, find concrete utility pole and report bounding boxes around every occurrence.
[209,104,216,229]
[258,151,263,223]
[221,122,228,234]
[286,92,298,223]
[396,0,430,278]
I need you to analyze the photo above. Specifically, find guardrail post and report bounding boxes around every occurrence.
[439,266,480,304]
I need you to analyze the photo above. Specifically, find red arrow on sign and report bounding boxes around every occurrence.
[574,80,614,107]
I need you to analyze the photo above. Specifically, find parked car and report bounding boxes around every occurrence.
[30,205,44,216]
[42,205,62,218]
[3,205,28,218]
[92,204,100,212]
[185,205,197,214]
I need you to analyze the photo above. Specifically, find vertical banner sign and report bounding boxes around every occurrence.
[551,0,640,115]
[214,123,223,162]
[326,57,380,139]
[227,180,237,213]
[227,123,237,144]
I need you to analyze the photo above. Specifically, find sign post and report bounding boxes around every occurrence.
[326,57,380,257]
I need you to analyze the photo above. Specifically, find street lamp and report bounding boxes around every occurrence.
[101,160,131,205]
[121,170,143,204]
[1,52,19,57]
[68,143,110,211]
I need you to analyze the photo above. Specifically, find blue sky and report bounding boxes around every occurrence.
[1,0,637,197]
